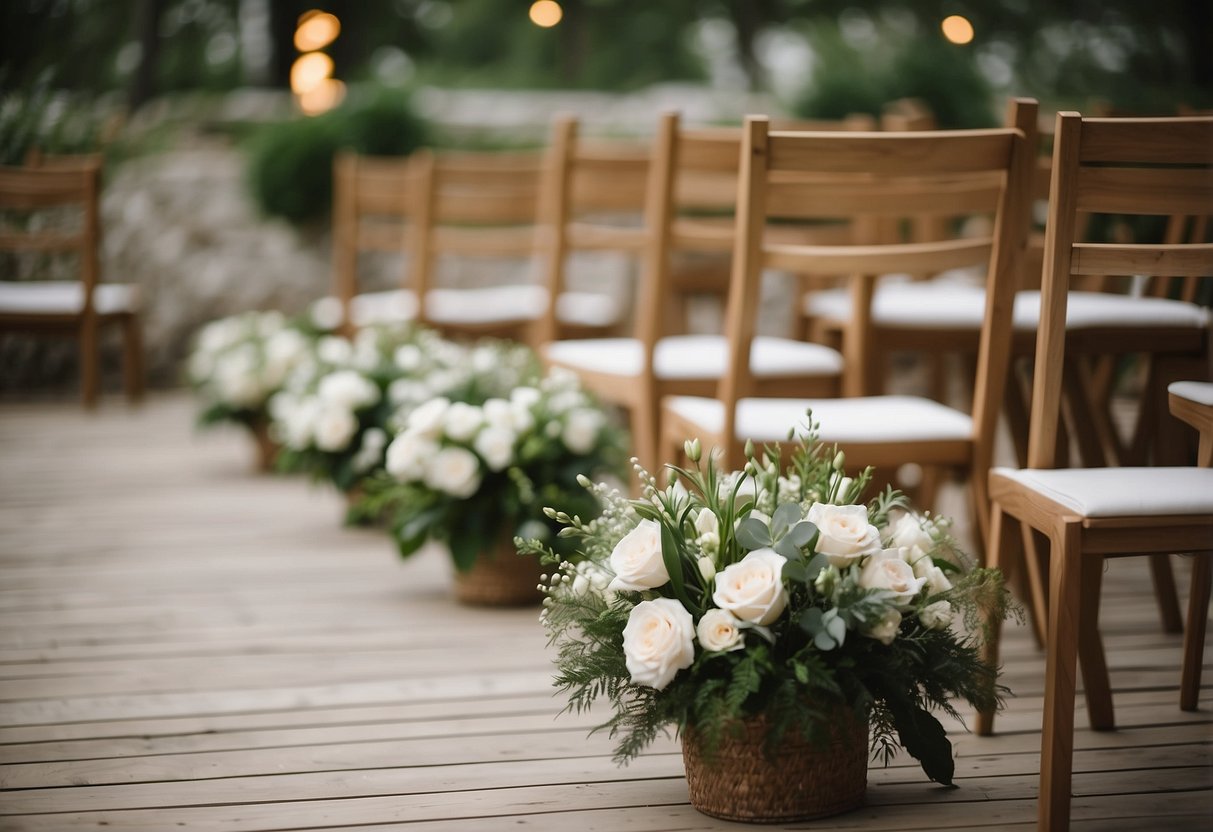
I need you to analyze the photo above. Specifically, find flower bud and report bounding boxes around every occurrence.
[833,451,846,471]
[684,437,702,462]
[697,556,716,582]
[744,438,755,459]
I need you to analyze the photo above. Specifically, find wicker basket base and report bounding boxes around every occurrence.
[453,544,544,607]
[249,418,279,473]
[682,711,868,823]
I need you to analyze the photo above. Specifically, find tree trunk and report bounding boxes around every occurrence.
[128,0,165,113]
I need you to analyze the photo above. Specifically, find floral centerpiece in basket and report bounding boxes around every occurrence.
[357,365,627,606]
[268,324,470,504]
[525,420,1010,822]
[188,311,313,471]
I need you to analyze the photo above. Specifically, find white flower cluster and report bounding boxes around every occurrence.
[556,497,958,692]
[189,311,310,412]
[383,369,612,501]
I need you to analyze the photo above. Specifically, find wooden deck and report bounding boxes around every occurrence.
[0,394,1209,831]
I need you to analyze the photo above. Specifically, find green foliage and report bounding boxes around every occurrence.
[0,78,104,166]
[246,86,428,223]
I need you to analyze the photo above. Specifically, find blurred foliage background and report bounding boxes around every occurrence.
[1,0,1210,220]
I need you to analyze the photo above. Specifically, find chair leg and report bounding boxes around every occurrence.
[79,314,99,408]
[1021,524,1050,649]
[1078,555,1114,731]
[975,500,1016,736]
[1180,554,1212,711]
[1039,519,1083,832]
[122,315,144,404]
[1149,554,1185,634]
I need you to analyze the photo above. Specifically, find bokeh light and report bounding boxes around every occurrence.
[941,15,975,45]
[294,11,341,52]
[529,1,563,28]
[290,51,333,95]
[298,78,346,115]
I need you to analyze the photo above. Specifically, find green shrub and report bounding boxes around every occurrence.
[792,27,885,121]
[247,86,428,224]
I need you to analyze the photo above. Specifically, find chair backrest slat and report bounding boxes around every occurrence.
[1026,112,1213,469]
[767,129,1016,176]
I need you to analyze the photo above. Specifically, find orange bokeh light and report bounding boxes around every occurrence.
[290,51,333,95]
[529,1,563,28]
[295,11,341,52]
[298,78,346,116]
[941,15,975,45]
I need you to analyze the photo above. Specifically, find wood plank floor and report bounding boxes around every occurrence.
[0,394,1210,831]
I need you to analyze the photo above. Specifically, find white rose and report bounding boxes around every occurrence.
[562,408,603,454]
[890,513,934,553]
[317,336,352,366]
[407,397,450,437]
[313,406,358,452]
[858,548,929,609]
[470,346,498,372]
[394,344,423,371]
[423,446,482,498]
[920,600,954,631]
[473,425,516,471]
[807,503,882,568]
[863,608,902,645]
[388,378,430,406]
[913,558,953,595]
[443,402,484,442]
[510,386,541,408]
[621,598,696,690]
[272,395,318,449]
[509,401,536,434]
[384,430,437,481]
[607,519,669,592]
[318,370,379,411]
[482,398,512,426]
[310,296,344,331]
[712,548,788,625]
[696,608,744,652]
[264,329,308,385]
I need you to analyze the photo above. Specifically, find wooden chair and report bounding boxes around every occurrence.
[533,117,652,348]
[332,151,416,333]
[660,99,1039,546]
[542,112,844,472]
[973,113,1213,832]
[0,157,143,405]
[405,147,621,344]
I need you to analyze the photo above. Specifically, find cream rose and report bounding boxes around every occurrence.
[712,548,788,625]
[384,430,437,481]
[622,598,695,690]
[423,446,482,498]
[607,520,669,592]
[407,397,450,437]
[443,402,484,442]
[858,548,929,609]
[696,608,744,652]
[863,608,902,645]
[807,503,882,568]
[318,370,379,411]
[473,425,516,471]
[562,408,603,454]
[920,600,954,631]
[889,513,933,553]
[313,406,358,452]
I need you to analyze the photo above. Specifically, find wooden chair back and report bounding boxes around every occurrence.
[719,98,1038,462]
[1027,113,1213,470]
[405,148,545,323]
[331,151,415,333]
[0,161,102,321]
[536,117,650,342]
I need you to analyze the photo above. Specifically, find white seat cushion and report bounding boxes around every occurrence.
[546,335,844,380]
[665,395,973,444]
[805,285,1211,332]
[1168,381,1213,407]
[0,281,139,316]
[992,466,1213,518]
[350,289,418,326]
[426,285,622,328]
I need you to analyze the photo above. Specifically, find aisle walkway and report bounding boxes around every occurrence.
[0,395,1209,830]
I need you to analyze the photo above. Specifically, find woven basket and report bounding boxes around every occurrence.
[682,709,868,823]
[453,540,545,607]
[249,417,279,473]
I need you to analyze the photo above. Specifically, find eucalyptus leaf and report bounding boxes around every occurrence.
[786,520,818,549]
[799,607,823,636]
[813,629,838,650]
[804,552,830,581]
[783,558,807,584]
[735,518,772,550]
[825,610,847,647]
[770,502,802,540]
[774,536,804,561]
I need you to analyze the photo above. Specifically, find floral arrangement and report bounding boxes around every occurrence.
[188,310,312,433]
[526,422,1009,786]
[268,323,475,493]
[358,367,627,571]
